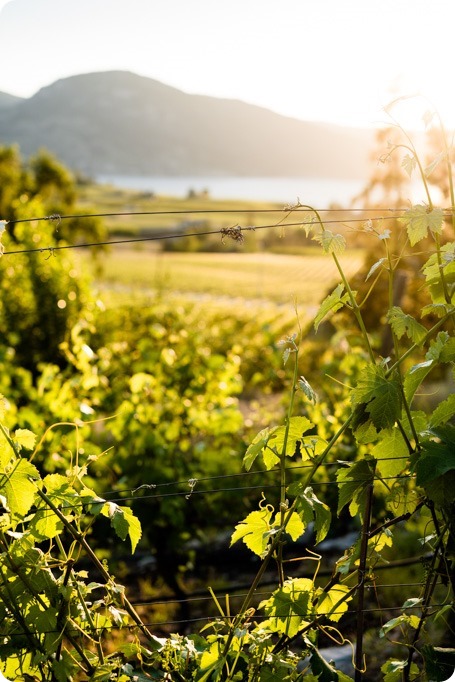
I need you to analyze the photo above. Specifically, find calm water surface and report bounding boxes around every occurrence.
[96,175,365,207]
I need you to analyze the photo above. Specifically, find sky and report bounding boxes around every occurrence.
[1,0,454,130]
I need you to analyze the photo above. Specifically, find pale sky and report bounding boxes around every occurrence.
[1,0,454,129]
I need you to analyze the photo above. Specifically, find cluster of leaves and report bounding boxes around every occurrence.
[0,398,155,681]
[0,119,454,680]
[0,145,105,370]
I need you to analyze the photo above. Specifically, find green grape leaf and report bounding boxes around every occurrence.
[427,331,451,361]
[262,446,280,470]
[404,360,434,403]
[440,335,455,362]
[314,284,349,332]
[372,429,409,478]
[351,365,402,431]
[289,484,331,543]
[30,508,63,540]
[267,416,314,458]
[365,257,387,281]
[380,615,419,638]
[429,394,455,428]
[398,204,444,246]
[381,659,420,682]
[259,578,314,638]
[0,459,40,517]
[316,584,352,622]
[400,410,427,442]
[102,503,142,553]
[298,375,318,404]
[421,302,454,318]
[337,458,375,517]
[414,438,455,488]
[231,507,273,557]
[422,242,455,303]
[43,473,73,494]
[243,426,277,471]
[284,511,305,542]
[314,229,346,255]
[386,306,427,345]
[406,331,454,403]
[199,642,224,679]
[13,429,37,451]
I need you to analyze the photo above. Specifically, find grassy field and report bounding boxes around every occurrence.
[76,182,366,310]
[80,248,364,309]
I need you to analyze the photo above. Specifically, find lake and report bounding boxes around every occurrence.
[96,175,365,207]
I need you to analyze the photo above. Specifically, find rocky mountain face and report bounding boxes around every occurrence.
[0,71,374,177]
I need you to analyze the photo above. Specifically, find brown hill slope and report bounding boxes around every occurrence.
[0,71,373,177]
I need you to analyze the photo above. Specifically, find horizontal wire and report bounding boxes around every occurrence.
[88,454,417,501]
[105,473,412,504]
[4,206,413,226]
[1,215,403,257]
[0,602,447,639]
[38,469,415,511]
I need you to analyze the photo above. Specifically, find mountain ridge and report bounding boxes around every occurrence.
[0,70,374,178]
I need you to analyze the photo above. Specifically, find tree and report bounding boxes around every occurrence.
[0,146,98,372]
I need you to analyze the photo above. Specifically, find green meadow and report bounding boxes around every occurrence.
[77,182,365,307]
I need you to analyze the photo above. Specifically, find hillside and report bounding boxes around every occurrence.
[0,71,374,178]
[0,91,23,108]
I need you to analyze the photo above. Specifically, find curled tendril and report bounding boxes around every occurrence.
[132,483,157,495]
[186,478,198,500]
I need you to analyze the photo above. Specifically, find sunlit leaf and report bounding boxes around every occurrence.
[102,503,142,553]
[267,416,313,458]
[13,429,37,451]
[259,578,314,637]
[289,484,331,543]
[314,284,349,332]
[30,508,62,539]
[366,258,386,281]
[243,426,277,471]
[398,204,444,246]
[0,459,40,517]
[284,511,305,542]
[316,229,346,255]
[298,375,317,404]
[351,364,402,431]
[387,306,427,344]
[429,394,455,428]
[372,429,409,478]
[231,507,273,557]
[421,242,455,303]
[316,584,352,622]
